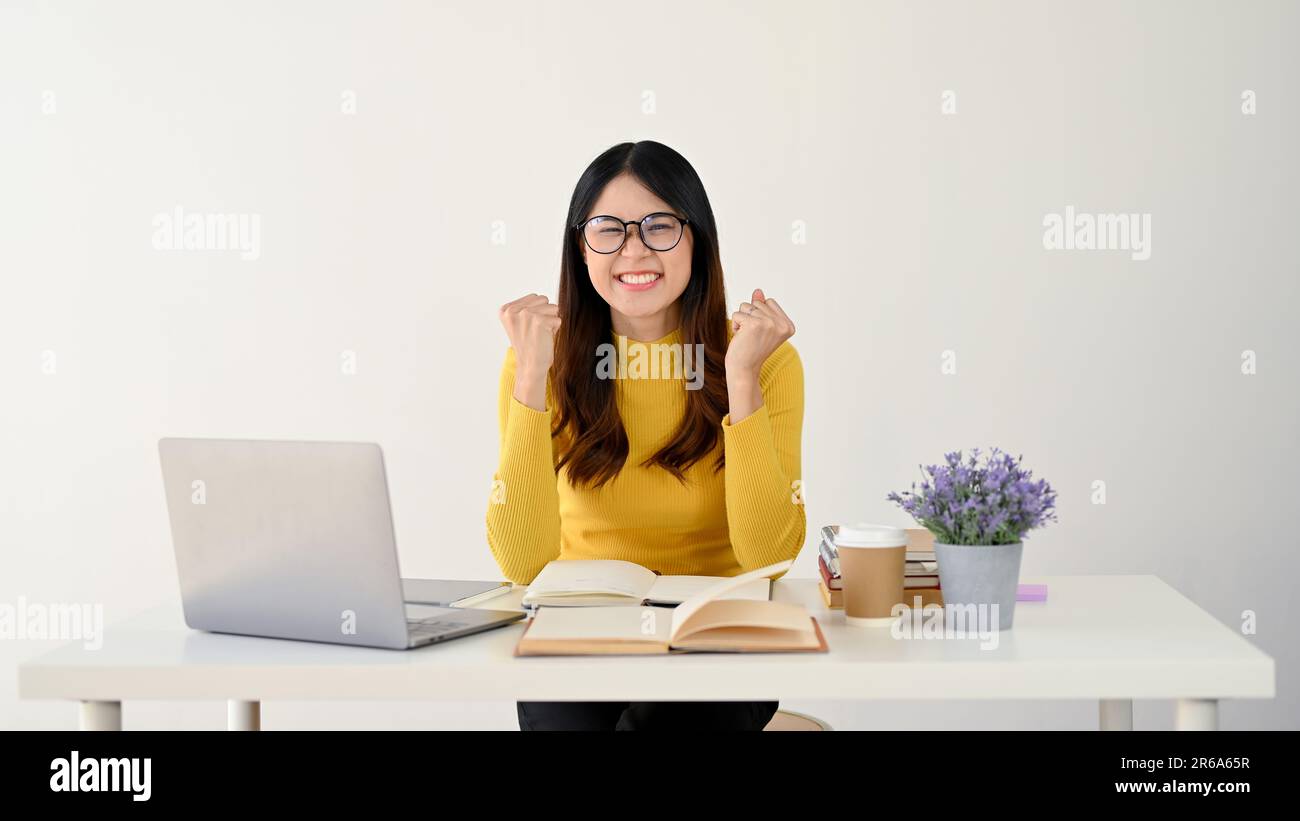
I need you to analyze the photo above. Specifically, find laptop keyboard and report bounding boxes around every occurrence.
[406,618,469,638]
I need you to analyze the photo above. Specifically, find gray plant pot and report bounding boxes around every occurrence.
[933,541,1023,631]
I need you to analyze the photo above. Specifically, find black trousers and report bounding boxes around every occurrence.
[517,700,779,731]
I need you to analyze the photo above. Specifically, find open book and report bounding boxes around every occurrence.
[514,559,828,656]
[520,559,773,607]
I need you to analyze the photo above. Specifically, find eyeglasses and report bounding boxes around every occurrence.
[575,212,690,254]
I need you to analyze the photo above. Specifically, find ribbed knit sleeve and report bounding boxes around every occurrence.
[484,346,562,584]
[720,341,807,579]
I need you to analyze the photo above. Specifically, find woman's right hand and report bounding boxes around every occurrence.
[499,293,561,411]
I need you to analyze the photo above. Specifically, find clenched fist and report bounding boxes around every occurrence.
[726,288,796,380]
[499,293,562,411]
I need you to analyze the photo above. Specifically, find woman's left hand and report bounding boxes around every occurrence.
[725,288,796,381]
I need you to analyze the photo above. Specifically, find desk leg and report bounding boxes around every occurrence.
[79,700,121,731]
[228,700,261,731]
[1175,699,1218,730]
[1099,699,1133,730]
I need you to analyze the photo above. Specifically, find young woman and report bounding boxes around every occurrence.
[487,141,805,731]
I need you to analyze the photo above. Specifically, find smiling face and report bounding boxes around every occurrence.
[579,172,693,337]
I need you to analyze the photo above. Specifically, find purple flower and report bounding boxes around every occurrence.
[886,447,1058,545]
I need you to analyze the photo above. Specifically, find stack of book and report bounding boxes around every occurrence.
[817,525,943,609]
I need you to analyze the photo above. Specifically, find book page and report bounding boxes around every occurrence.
[673,598,811,639]
[523,559,657,602]
[524,605,673,643]
[669,559,793,639]
[645,575,771,605]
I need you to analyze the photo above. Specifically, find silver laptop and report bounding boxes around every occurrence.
[157,437,524,650]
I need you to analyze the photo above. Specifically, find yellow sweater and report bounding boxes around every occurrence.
[485,325,805,585]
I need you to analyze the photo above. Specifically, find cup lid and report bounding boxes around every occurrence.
[833,523,907,548]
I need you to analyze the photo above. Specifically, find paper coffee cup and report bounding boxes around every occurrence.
[834,523,907,627]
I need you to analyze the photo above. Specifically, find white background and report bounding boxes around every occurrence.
[2,0,1296,729]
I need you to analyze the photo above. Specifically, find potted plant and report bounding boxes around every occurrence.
[887,448,1057,630]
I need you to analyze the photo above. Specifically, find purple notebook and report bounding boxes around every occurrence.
[1017,584,1048,602]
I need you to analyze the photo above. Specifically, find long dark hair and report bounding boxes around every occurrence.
[552,141,730,490]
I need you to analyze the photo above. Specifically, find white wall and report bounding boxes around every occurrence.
[2,0,1296,730]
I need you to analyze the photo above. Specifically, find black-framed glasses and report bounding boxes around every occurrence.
[575,212,690,254]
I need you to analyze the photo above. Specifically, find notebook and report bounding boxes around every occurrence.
[520,559,772,607]
[822,524,938,562]
[514,559,828,656]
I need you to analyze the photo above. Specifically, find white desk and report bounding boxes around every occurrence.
[18,575,1274,731]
